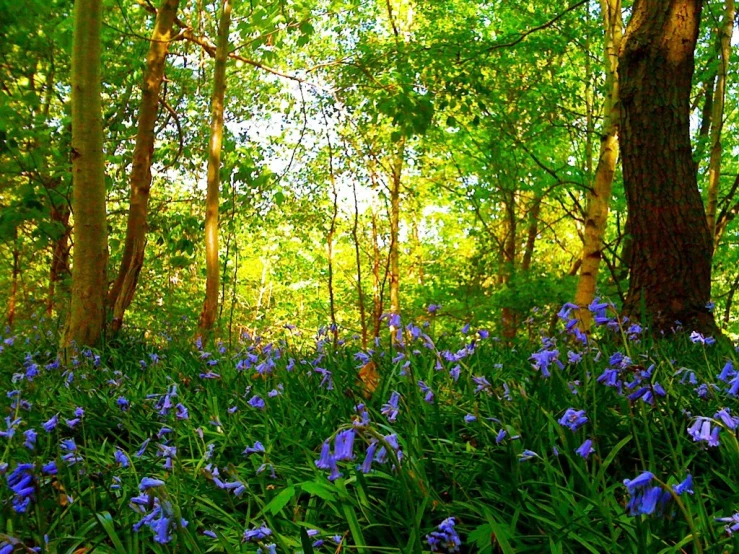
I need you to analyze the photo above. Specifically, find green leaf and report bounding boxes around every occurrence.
[266,485,296,515]
[301,481,336,502]
[95,512,128,554]
[300,527,315,554]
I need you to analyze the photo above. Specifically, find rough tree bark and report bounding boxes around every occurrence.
[705,0,735,245]
[198,0,232,336]
[574,0,623,329]
[63,0,108,348]
[619,0,716,334]
[108,0,181,333]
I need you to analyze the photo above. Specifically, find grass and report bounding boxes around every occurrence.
[1,308,739,553]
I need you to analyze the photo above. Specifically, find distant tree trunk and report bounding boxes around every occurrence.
[619,0,716,334]
[574,0,623,329]
[521,193,541,272]
[388,139,405,318]
[352,183,368,348]
[325,122,339,346]
[108,0,180,334]
[63,0,108,348]
[198,0,232,337]
[706,0,735,246]
[8,228,19,327]
[47,196,71,316]
[371,209,383,339]
[501,192,517,339]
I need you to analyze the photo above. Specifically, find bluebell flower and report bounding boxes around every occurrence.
[449,365,461,382]
[244,523,272,542]
[426,517,461,553]
[381,391,401,423]
[7,463,35,513]
[136,438,151,458]
[61,438,83,466]
[687,417,720,447]
[359,441,379,474]
[243,441,266,455]
[248,395,266,410]
[42,414,59,432]
[428,304,440,314]
[690,331,715,345]
[41,461,57,475]
[115,449,130,468]
[418,381,434,404]
[22,429,36,450]
[529,348,563,377]
[558,408,588,432]
[519,449,538,462]
[334,429,356,461]
[575,439,594,459]
[168,401,187,420]
[717,513,739,535]
[199,370,220,379]
[315,441,334,471]
[718,360,736,382]
[116,397,130,411]
[674,474,693,495]
[203,530,217,539]
[495,429,507,444]
[139,477,165,491]
[314,367,334,390]
[715,408,739,430]
[464,414,477,423]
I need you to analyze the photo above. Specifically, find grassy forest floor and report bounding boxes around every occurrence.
[1,304,739,553]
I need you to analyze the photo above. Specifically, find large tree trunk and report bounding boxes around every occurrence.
[198,0,232,336]
[574,0,623,330]
[64,0,108,348]
[619,0,716,334]
[108,0,180,334]
[705,0,735,246]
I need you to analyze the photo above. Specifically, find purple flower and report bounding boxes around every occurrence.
[23,429,36,450]
[418,381,434,404]
[575,439,594,459]
[464,414,477,423]
[139,477,165,491]
[688,417,721,447]
[529,348,563,377]
[116,397,130,411]
[717,513,739,535]
[381,391,401,423]
[359,441,379,474]
[334,429,356,461]
[244,523,272,542]
[243,441,265,455]
[42,414,59,432]
[175,403,189,420]
[674,474,694,495]
[519,449,538,462]
[426,517,461,553]
[558,408,588,432]
[472,376,492,395]
[428,304,440,314]
[115,449,130,468]
[248,395,266,410]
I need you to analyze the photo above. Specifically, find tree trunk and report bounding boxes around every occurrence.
[198,0,232,337]
[501,192,517,339]
[108,0,181,333]
[619,0,716,334]
[521,193,541,272]
[7,228,19,327]
[574,0,623,329]
[388,139,405,317]
[371,208,384,339]
[352,183,368,348]
[705,0,735,246]
[64,0,108,348]
[47,197,71,316]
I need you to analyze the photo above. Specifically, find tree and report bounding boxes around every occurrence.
[63,0,108,348]
[198,0,232,336]
[619,0,716,333]
[574,0,623,329]
[108,0,181,334]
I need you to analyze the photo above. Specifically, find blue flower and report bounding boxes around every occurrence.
[717,513,739,535]
[687,417,720,447]
[23,429,36,450]
[248,395,266,410]
[115,449,130,468]
[464,414,477,423]
[334,429,356,461]
[139,477,165,491]
[243,441,266,455]
[116,397,130,411]
[359,441,379,474]
[243,523,272,542]
[418,381,434,404]
[558,408,588,432]
[575,439,594,459]
[381,391,400,423]
[674,474,694,496]
[42,414,59,432]
[426,517,461,553]
[519,449,538,462]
